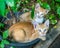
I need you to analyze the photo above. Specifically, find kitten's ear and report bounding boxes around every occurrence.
[44,19,49,27]
[33,23,39,29]
[35,3,40,10]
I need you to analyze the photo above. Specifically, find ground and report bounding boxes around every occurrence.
[33,21,60,48]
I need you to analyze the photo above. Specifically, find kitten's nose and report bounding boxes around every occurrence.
[42,32,44,34]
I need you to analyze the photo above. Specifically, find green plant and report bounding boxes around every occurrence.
[0,0,21,17]
[31,5,35,19]
[49,0,60,24]
[3,30,9,39]
[0,0,60,47]
[0,23,4,28]
[0,40,9,48]
[0,30,9,48]
[0,0,60,25]
[37,0,60,25]
[37,0,50,10]
[48,14,57,25]
[0,29,15,48]
[0,0,33,16]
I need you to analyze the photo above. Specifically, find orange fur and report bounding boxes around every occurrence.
[9,20,49,42]
[19,3,49,22]
[9,22,39,42]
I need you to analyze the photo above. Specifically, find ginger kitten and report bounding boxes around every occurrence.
[19,3,49,24]
[8,20,49,42]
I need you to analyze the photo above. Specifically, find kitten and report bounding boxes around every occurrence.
[19,3,49,24]
[8,20,49,42]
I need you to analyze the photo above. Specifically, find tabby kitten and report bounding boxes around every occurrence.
[9,20,49,42]
[19,3,49,24]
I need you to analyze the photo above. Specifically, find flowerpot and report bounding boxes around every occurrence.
[5,38,40,48]
[0,12,41,48]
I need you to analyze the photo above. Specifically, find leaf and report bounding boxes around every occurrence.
[25,0,29,4]
[50,0,55,9]
[2,40,9,44]
[57,15,60,19]
[0,40,9,48]
[3,30,9,39]
[37,0,41,3]
[57,6,60,15]
[31,5,35,19]
[41,2,50,10]
[0,41,4,48]
[51,20,57,25]
[5,0,14,7]
[11,6,17,12]
[4,9,9,16]
[11,0,21,12]
[0,0,5,16]
[49,14,56,19]
[0,23,4,28]
[55,0,60,2]
[37,0,43,6]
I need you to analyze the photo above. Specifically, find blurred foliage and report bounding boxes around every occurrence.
[47,14,57,25]
[0,0,5,16]
[0,0,60,24]
[0,40,9,48]
[37,0,50,10]
[0,0,60,47]
[55,0,60,2]
[3,30,9,39]
[37,0,60,25]
[0,30,9,48]
[31,5,35,19]
[0,23,4,28]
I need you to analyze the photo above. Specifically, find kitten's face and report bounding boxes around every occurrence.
[35,3,49,18]
[37,24,48,37]
[35,20,49,37]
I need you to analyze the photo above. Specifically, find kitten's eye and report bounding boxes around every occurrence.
[39,30,41,32]
[44,29,46,32]
[45,10,48,13]
[41,14,43,15]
